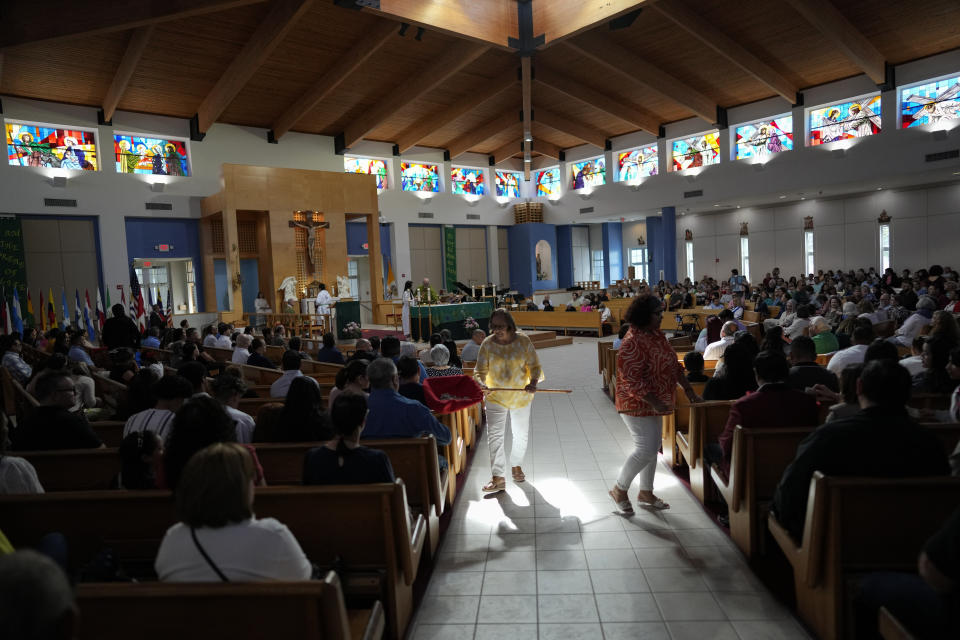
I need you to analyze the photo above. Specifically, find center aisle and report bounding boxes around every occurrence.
[410,339,811,640]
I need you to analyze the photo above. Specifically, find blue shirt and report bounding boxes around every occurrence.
[316,347,345,365]
[142,336,161,349]
[67,345,95,367]
[363,388,451,445]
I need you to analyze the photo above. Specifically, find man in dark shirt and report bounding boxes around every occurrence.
[315,333,346,365]
[771,359,950,543]
[396,356,427,405]
[246,338,276,369]
[787,336,839,392]
[101,304,140,350]
[13,371,103,450]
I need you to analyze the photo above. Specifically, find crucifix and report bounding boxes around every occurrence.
[289,214,329,275]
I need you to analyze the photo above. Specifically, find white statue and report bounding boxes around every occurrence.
[279,276,298,312]
[336,274,352,299]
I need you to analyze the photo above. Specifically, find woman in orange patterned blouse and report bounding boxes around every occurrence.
[610,294,701,514]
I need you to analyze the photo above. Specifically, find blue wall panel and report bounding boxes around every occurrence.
[556,225,573,289]
[661,207,677,283]
[507,223,558,296]
[647,217,663,283]
[601,222,623,287]
[239,259,259,313]
[213,259,229,311]
[124,217,205,312]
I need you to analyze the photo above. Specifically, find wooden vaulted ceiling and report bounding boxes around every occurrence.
[1,0,959,169]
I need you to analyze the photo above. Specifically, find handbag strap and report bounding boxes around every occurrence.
[190,527,228,582]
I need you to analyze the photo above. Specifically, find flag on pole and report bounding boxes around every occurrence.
[147,286,154,309]
[11,289,24,336]
[37,288,45,332]
[118,286,126,315]
[165,288,173,326]
[74,289,83,330]
[105,286,112,312]
[25,289,35,329]
[61,289,70,328]
[83,290,96,339]
[2,295,10,335]
[47,289,58,329]
[385,258,396,297]
[95,288,106,332]
[129,263,146,332]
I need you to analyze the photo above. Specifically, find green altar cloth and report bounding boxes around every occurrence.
[335,300,361,340]
[410,302,493,340]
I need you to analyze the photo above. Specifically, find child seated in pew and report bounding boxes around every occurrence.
[116,430,162,490]
[155,443,312,582]
[302,394,395,486]
[683,351,708,383]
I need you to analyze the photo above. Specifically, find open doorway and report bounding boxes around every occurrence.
[348,256,372,324]
[132,258,198,317]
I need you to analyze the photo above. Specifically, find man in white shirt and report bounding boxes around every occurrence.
[898,336,926,377]
[460,329,485,362]
[211,373,256,444]
[784,305,812,340]
[202,326,219,348]
[123,375,193,442]
[890,296,937,347]
[703,321,738,361]
[826,324,874,375]
[232,333,252,364]
[270,351,319,398]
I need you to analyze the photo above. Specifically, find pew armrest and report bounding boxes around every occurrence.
[391,479,426,586]
[710,463,735,511]
[349,601,386,640]
[767,472,828,588]
[878,606,917,640]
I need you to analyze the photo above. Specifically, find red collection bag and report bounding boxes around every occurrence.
[422,375,484,414]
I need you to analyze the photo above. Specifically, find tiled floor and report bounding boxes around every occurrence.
[409,339,811,640]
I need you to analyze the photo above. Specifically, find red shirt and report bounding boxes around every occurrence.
[615,327,684,417]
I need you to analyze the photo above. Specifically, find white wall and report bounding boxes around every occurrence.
[675,182,960,281]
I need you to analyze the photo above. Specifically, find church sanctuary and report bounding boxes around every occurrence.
[3,1,960,638]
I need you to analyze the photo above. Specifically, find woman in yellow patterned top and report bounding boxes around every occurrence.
[474,309,543,492]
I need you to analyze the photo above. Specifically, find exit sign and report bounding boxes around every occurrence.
[143,261,152,268]
[153,244,174,252]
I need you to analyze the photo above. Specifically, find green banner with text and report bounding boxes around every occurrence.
[443,225,457,290]
[0,216,26,295]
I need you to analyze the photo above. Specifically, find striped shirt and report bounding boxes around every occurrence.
[123,409,176,443]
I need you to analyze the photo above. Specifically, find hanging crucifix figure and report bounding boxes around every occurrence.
[289,215,329,276]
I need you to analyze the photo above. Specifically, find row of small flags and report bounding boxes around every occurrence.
[1,264,172,338]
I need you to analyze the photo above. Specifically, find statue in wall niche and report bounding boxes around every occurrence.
[536,251,544,280]
[336,274,352,299]
[279,276,299,313]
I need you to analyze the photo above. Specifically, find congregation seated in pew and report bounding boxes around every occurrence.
[328,359,369,407]
[771,359,950,544]
[396,356,426,405]
[787,335,839,392]
[702,342,757,401]
[460,329,485,362]
[425,344,462,378]
[117,430,163,490]
[231,333,252,364]
[275,377,331,443]
[123,374,192,443]
[364,358,451,447]
[315,332,345,365]
[246,338,276,370]
[682,351,708,383]
[210,372,255,444]
[303,394,395,486]
[0,415,43,494]
[155,442,312,582]
[269,350,314,398]
[13,371,104,451]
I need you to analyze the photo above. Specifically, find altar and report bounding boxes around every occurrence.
[410,302,493,340]
[335,300,361,340]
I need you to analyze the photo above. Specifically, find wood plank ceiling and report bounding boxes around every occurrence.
[1,0,959,165]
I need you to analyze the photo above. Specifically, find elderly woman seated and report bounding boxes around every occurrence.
[155,442,312,581]
[425,344,463,377]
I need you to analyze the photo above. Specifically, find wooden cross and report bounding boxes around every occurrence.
[289,217,329,275]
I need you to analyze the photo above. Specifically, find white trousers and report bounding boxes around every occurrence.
[615,414,662,493]
[486,401,532,477]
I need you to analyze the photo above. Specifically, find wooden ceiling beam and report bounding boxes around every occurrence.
[651,0,798,103]
[193,0,314,138]
[394,68,516,153]
[534,107,608,149]
[341,39,489,150]
[564,33,717,122]
[270,19,397,142]
[364,0,516,50]
[521,57,533,141]
[446,111,520,159]
[100,26,155,124]
[530,138,562,161]
[535,63,659,136]
[533,0,648,47]
[491,139,523,165]
[0,0,268,48]
[783,0,886,84]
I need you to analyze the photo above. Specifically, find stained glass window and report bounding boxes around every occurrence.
[113,134,190,176]
[495,170,522,198]
[344,156,388,189]
[617,145,658,181]
[671,132,720,171]
[569,157,605,189]
[400,162,441,192]
[5,121,98,170]
[808,95,881,146]
[734,116,793,160]
[451,166,485,195]
[900,75,960,128]
[535,167,561,198]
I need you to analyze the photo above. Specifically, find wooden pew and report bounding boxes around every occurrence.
[660,382,706,468]
[0,481,426,640]
[878,607,917,640]
[76,573,384,640]
[711,425,817,561]
[90,420,126,447]
[767,473,960,640]
[675,400,735,504]
[510,309,603,336]
[21,437,449,558]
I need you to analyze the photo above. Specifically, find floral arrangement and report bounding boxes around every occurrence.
[343,321,362,339]
[463,316,479,331]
